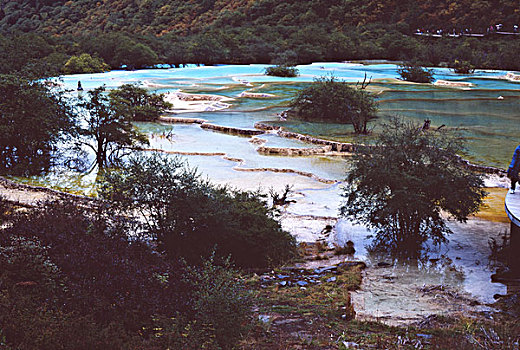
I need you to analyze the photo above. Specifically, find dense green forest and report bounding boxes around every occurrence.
[1,0,519,36]
[1,0,520,76]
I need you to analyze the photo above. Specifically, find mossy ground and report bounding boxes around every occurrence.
[240,245,520,349]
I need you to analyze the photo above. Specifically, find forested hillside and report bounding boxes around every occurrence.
[1,0,520,76]
[1,0,519,35]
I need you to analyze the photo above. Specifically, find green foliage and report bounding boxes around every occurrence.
[182,255,251,349]
[77,86,148,168]
[0,198,251,349]
[0,33,63,78]
[108,84,172,122]
[100,154,297,268]
[62,53,109,74]
[291,76,377,134]
[0,75,74,175]
[340,117,486,256]
[397,63,435,83]
[1,1,520,72]
[265,65,299,77]
[451,59,475,74]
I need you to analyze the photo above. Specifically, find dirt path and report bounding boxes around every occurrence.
[0,177,96,207]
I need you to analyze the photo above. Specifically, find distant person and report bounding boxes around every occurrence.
[421,119,431,131]
[507,144,520,193]
[77,81,83,91]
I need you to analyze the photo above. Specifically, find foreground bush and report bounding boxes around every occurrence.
[341,117,485,256]
[100,154,297,268]
[0,199,250,349]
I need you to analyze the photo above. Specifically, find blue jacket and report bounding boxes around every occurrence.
[509,144,520,171]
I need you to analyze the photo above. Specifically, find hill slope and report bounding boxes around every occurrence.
[1,0,519,36]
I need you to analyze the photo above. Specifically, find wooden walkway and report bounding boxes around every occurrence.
[414,32,519,38]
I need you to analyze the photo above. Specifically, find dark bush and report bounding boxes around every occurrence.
[451,59,475,74]
[397,63,435,83]
[265,65,299,77]
[100,154,297,268]
[0,199,251,349]
[290,76,377,134]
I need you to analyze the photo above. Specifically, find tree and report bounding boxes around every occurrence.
[397,62,434,83]
[108,84,172,122]
[100,154,296,268]
[113,40,158,69]
[0,198,250,349]
[340,117,486,256]
[290,76,377,134]
[62,53,110,74]
[77,86,148,168]
[451,59,475,74]
[265,65,299,77]
[0,75,74,175]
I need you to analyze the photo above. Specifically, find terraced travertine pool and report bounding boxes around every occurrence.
[17,62,520,322]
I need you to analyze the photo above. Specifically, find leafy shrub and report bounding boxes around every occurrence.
[0,75,75,175]
[265,65,299,77]
[341,117,486,256]
[100,154,297,268]
[0,199,251,349]
[451,59,475,74]
[290,76,377,134]
[62,53,110,74]
[109,83,172,122]
[397,63,434,83]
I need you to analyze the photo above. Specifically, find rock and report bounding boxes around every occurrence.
[258,315,271,324]
[279,281,287,287]
[344,240,355,254]
[326,276,337,283]
[321,225,333,235]
[338,261,367,269]
[200,123,264,136]
[314,266,337,274]
[342,341,359,348]
[416,333,432,339]
[382,274,397,280]
[276,274,290,280]
[377,262,392,267]
[296,281,308,287]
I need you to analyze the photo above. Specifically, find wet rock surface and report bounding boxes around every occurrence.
[257,261,366,289]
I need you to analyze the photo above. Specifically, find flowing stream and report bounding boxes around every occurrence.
[19,62,520,323]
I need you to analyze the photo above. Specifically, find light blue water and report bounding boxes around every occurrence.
[28,62,518,305]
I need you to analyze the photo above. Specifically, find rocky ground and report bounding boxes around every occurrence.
[240,244,520,349]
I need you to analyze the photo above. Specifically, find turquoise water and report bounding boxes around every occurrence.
[46,62,520,185]
[27,62,518,304]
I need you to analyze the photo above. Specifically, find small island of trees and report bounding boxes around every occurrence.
[290,76,377,134]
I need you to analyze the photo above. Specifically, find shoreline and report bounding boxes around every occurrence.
[0,175,512,326]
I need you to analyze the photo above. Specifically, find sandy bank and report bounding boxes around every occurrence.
[238,91,276,98]
[434,79,474,88]
[504,72,520,81]
[163,91,233,113]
